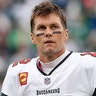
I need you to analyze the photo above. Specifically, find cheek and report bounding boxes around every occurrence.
[57,35,67,46]
[35,38,43,47]
[57,34,64,42]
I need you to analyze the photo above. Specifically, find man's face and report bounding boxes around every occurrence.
[31,13,68,56]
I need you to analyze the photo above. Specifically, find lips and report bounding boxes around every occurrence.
[44,40,54,44]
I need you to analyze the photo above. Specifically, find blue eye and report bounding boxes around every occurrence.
[38,26,46,30]
[53,26,58,28]
[51,24,59,29]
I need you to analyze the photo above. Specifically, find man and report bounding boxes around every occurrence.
[1,1,96,96]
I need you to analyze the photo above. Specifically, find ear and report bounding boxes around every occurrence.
[30,32,36,44]
[64,29,69,41]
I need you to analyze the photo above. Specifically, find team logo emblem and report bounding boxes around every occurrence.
[44,77,51,85]
[19,72,28,86]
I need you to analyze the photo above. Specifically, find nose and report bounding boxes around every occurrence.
[45,29,53,37]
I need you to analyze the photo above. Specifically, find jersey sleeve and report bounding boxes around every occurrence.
[1,64,19,96]
[85,56,96,95]
[80,52,96,95]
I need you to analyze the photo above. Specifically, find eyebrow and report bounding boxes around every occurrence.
[36,24,45,28]
[37,22,59,27]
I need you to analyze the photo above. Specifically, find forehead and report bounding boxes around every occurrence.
[34,13,62,26]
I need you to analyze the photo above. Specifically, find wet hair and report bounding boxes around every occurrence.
[30,1,67,32]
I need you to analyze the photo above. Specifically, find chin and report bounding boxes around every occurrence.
[44,49,56,55]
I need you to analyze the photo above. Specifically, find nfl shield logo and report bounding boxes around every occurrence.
[44,77,51,85]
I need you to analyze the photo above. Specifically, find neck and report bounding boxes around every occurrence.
[39,49,66,63]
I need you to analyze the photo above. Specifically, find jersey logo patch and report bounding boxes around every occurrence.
[44,77,51,85]
[19,72,28,86]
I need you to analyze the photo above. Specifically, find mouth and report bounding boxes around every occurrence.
[44,40,55,44]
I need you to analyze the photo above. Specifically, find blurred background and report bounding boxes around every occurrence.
[0,0,96,93]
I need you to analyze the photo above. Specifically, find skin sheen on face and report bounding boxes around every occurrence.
[31,13,68,61]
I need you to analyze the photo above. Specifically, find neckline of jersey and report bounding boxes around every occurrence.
[37,51,73,76]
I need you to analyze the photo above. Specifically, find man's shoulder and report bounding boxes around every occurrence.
[12,57,38,67]
[80,52,96,58]
[12,58,32,67]
[72,51,96,59]
[72,51,96,69]
[7,57,38,74]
